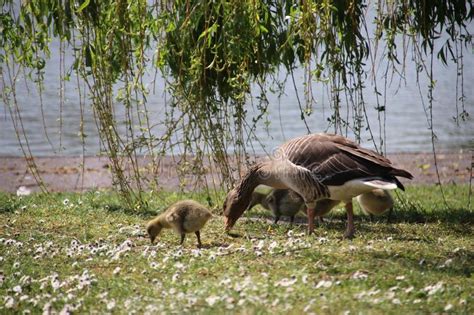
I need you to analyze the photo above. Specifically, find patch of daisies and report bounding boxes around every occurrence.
[136,230,345,312]
[1,224,471,313]
[1,266,95,313]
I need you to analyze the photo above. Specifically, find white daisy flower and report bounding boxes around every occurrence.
[4,296,15,308]
[315,280,333,289]
[205,295,220,306]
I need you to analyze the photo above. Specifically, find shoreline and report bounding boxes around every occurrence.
[0,150,471,193]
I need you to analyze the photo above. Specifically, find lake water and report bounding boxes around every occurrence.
[1,40,473,157]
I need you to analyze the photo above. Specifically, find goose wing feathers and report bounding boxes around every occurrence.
[279,134,412,187]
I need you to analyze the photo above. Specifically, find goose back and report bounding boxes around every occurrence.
[278,133,413,189]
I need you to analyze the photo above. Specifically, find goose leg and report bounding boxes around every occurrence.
[289,215,295,226]
[180,233,186,245]
[344,202,355,239]
[195,231,202,248]
[307,207,316,235]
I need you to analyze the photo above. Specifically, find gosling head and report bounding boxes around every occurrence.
[146,220,163,244]
[223,189,249,232]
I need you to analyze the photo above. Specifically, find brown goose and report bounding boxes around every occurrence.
[223,133,413,238]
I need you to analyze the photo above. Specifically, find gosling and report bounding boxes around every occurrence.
[267,189,305,225]
[248,189,324,225]
[146,200,212,248]
[247,191,271,213]
[356,189,394,215]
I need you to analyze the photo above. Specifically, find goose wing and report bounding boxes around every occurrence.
[279,133,412,188]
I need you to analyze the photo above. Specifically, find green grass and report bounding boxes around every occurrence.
[0,185,472,314]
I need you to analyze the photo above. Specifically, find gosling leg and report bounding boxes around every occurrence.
[307,207,316,235]
[344,202,355,239]
[274,215,280,224]
[387,207,394,223]
[195,231,202,248]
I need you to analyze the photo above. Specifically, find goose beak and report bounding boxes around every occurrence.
[224,216,234,232]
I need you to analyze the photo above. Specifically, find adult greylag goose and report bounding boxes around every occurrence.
[223,133,413,238]
[147,200,212,248]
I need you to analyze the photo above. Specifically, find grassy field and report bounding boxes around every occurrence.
[0,185,472,314]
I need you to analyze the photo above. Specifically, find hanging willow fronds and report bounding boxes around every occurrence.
[0,0,472,208]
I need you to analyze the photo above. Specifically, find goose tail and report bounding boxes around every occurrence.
[389,167,413,191]
[390,168,414,180]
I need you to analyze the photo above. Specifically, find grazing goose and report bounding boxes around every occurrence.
[356,189,394,216]
[146,200,212,248]
[223,133,413,238]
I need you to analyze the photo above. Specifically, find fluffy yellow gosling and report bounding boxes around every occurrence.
[356,189,394,215]
[248,189,329,226]
[146,200,212,248]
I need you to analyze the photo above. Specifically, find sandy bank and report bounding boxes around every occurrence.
[0,150,471,193]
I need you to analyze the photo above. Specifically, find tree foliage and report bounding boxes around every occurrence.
[1,0,472,207]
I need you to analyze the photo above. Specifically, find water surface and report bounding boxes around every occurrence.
[1,41,472,156]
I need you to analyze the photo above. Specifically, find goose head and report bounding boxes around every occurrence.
[223,164,264,231]
[223,188,249,231]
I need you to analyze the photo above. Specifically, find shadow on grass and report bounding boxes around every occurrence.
[253,205,473,225]
[384,207,473,224]
[241,207,473,238]
[366,248,473,278]
[201,241,233,249]
[240,215,473,278]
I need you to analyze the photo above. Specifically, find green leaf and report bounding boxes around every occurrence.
[76,0,91,13]
[259,24,268,34]
[198,22,217,42]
